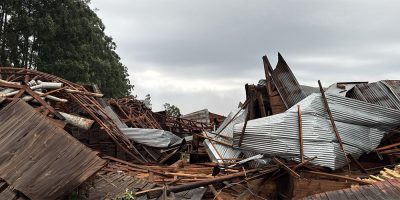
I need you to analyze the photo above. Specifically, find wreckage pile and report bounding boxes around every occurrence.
[1,52,400,199]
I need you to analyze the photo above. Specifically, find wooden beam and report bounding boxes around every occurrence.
[23,85,65,120]
[271,156,317,181]
[302,170,371,185]
[293,156,317,170]
[375,142,400,152]
[262,55,274,96]
[137,168,270,195]
[272,157,300,178]
[297,105,304,163]
[13,89,25,98]
[238,105,250,147]
[318,80,350,170]
[39,86,68,97]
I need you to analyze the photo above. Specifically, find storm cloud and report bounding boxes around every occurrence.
[90,0,400,115]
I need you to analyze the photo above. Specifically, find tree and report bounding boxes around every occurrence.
[0,0,133,97]
[163,103,181,117]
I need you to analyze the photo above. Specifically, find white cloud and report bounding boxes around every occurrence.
[90,0,400,114]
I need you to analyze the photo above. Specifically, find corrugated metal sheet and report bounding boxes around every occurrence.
[300,85,320,96]
[259,79,318,97]
[182,109,210,124]
[203,108,247,163]
[121,128,183,148]
[325,82,364,96]
[203,132,241,164]
[103,105,129,128]
[303,178,400,200]
[232,93,400,169]
[270,53,307,108]
[0,100,107,200]
[349,81,400,109]
[215,108,247,138]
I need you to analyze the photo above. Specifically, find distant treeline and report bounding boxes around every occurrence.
[0,0,133,97]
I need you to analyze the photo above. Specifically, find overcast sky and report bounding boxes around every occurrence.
[90,0,400,115]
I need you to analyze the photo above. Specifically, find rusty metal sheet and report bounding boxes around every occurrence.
[0,67,143,163]
[303,178,400,200]
[0,100,107,200]
[270,53,306,109]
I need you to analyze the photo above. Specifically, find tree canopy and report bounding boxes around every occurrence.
[163,103,181,117]
[0,0,132,97]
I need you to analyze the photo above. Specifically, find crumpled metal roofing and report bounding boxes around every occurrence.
[203,108,247,163]
[347,81,400,110]
[121,128,183,148]
[232,93,400,169]
[0,100,107,200]
[215,107,248,138]
[270,53,307,108]
[258,79,318,97]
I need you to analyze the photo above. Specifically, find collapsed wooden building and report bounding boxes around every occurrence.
[1,52,400,199]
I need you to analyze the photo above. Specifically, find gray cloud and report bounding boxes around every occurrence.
[91,0,400,114]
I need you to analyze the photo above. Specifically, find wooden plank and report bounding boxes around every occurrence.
[342,188,358,200]
[375,181,400,199]
[366,185,390,200]
[325,190,341,200]
[386,178,400,191]
[302,171,371,185]
[336,190,351,200]
[349,187,371,200]
[360,185,381,200]
[318,193,330,200]
[372,182,396,199]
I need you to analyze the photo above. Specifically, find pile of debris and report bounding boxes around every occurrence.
[1,51,400,200]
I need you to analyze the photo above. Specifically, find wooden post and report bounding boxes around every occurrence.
[318,80,350,170]
[238,105,250,147]
[297,105,304,163]
[302,170,371,185]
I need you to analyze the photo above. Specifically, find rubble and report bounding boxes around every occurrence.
[1,52,400,199]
